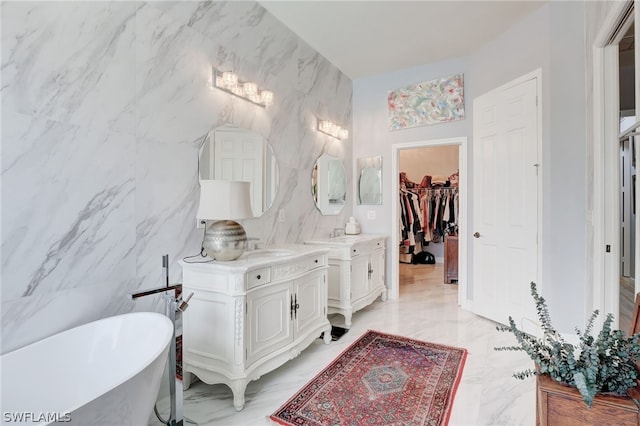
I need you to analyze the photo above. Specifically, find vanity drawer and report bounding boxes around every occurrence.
[247,267,271,289]
[350,241,381,258]
[349,245,363,257]
[308,254,326,270]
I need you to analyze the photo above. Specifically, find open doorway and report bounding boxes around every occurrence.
[619,20,636,332]
[593,0,638,330]
[398,145,460,296]
[390,137,467,307]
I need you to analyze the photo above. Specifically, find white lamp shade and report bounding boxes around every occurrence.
[197,180,254,221]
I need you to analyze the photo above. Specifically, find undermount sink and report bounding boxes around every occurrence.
[245,248,295,258]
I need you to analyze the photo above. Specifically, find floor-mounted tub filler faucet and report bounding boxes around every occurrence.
[129,254,196,426]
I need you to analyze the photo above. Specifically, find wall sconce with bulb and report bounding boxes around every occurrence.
[317,119,349,140]
[212,67,274,108]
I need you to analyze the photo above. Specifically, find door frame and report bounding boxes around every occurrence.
[592,0,635,328]
[390,137,468,307]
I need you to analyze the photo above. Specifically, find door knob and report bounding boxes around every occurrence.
[473,232,481,238]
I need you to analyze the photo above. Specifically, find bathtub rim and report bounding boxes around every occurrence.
[1,311,173,419]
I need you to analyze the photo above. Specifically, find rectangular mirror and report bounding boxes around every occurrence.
[357,156,382,205]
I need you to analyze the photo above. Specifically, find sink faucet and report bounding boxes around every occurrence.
[332,228,345,238]
[246,237,260,251]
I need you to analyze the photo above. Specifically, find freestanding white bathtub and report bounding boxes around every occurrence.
[1,312,173,425]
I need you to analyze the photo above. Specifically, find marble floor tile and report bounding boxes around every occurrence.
[150,263,535,426]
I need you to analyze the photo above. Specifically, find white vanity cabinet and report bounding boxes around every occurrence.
[178,245,331,411]
[304,235,386,327]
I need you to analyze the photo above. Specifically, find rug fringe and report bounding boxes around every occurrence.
[443,347,468,425]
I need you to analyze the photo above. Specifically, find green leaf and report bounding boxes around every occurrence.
[574,371,596,408]
[494,281,640,407]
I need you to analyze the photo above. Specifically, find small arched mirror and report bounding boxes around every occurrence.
[199,124,279,217]
[357,156,382,205]
[312,153,346,215]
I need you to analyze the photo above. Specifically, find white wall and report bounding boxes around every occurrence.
[353,2,588,332]
[399,146,459,183]
[353,55,470,298]
[1,1,353,353]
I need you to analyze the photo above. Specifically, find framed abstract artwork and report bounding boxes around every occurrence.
[388,73,465,130]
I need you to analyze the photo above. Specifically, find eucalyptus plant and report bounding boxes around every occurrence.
[495,282,640,407]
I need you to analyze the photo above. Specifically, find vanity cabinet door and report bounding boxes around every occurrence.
[246,283,293,366]
[350,254,370,303]
[293,269,327,336]
[370,245,385,291]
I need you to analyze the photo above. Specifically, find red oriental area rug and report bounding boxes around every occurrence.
[270,330,467,426]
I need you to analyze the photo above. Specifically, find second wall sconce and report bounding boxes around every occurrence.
[317,119,349,140]
[212,67,274,108]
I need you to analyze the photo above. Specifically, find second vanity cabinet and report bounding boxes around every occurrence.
[178,245,331,411]
[305,234,386,327]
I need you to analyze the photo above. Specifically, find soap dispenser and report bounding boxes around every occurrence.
[345,217,361,235]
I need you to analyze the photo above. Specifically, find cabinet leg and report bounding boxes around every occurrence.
[344,312,352,328]
[230,380,248,411]
[183,371,192,390]
[323,327,332,344]
[381,289,387,302]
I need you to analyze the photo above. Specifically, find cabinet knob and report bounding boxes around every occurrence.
[256,274,261,280]
[314,259,318,263]
[473,232,481,238]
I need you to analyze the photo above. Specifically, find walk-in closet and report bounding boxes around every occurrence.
[398,145,460,291]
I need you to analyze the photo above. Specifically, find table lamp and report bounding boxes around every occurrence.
[197,180,253,261]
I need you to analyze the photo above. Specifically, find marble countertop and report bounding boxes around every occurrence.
[304,234,386,247]
[178,244,329,271]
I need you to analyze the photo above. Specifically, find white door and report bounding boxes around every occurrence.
[472,75,539,330]
[214,129,265,217]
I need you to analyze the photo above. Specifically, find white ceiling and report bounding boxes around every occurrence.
[259,1,546,79]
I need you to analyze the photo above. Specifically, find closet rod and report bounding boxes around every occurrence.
[401,187,459,195]
[414,187,459,192]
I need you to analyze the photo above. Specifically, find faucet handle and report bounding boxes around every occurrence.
[178,292,194,312]
[246,237,260,251]
[332,228,345,238]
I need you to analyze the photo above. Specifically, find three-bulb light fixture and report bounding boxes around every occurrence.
[212,67,274,108]
[317,120,349,140]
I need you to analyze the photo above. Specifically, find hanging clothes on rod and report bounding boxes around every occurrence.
[399,187,436,264]
[399,188,423,251]
[417,187,459,244]
[399,170,459,264]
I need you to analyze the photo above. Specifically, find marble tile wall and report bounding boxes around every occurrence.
[1,1,353,353]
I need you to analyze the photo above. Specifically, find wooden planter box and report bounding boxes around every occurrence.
[536,374,640,425]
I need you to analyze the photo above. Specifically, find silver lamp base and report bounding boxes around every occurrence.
[202,220,247,261]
